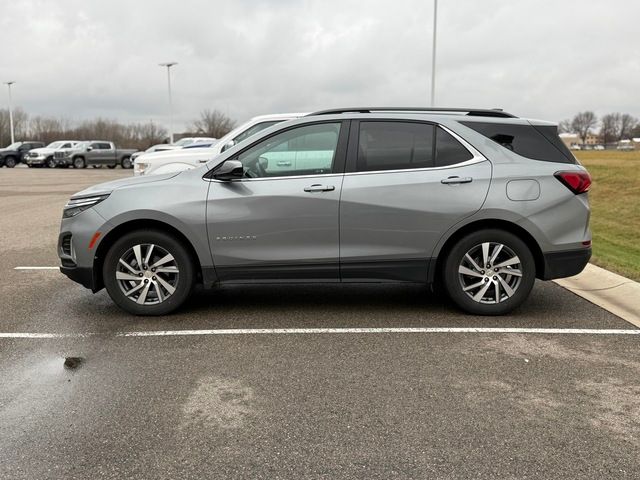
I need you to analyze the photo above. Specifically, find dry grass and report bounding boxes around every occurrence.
[574,150,640,280]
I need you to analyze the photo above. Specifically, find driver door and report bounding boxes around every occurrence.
[206,121,349,282]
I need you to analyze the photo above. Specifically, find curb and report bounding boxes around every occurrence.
[554,263,640,328]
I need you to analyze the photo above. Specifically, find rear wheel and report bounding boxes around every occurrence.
[107,164,116,169]
[4,156,17,168]
[443,229,536,315]
[121,156,132,169]
[103,230,195,315]
[73,157,86,169]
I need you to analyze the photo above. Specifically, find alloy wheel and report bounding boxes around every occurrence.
[115,243,179,305]
[457,242,523,304]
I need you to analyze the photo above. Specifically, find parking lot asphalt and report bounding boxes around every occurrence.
[1,168,639,479]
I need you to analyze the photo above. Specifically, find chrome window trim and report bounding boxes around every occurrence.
[208,173,344,183]
[205,122,487,182]
[343,156,487,177]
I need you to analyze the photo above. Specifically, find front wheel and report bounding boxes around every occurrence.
[443,229,536,315]
[4,156,17,168]
[73,157,86,169]
[103,230,195,315]
[46,157,57,168]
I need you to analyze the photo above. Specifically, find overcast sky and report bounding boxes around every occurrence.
[1,0,639,131]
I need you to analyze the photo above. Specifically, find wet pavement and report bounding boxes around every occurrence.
[1,169,639,479]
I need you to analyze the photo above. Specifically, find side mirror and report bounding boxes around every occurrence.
[86,146,93,151]
[221,140,236,152]
[213,159,244,181]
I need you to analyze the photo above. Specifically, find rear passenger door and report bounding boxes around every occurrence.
[339,120,492,282]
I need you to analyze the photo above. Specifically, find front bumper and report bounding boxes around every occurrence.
[541,247,591,280]
[58,208,109,292]
[25,157,46,165]
[60,265,96,290]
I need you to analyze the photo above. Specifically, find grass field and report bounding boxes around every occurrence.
[574,150,640,280]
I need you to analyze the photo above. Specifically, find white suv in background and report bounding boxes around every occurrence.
[133,113,306,176]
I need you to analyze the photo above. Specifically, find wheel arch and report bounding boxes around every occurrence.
[430,218,546,283]
[93,219,204,291]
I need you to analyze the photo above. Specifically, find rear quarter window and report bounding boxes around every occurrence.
[460,121,576,164]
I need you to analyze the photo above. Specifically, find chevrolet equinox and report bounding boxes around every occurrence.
[58,108,592,316]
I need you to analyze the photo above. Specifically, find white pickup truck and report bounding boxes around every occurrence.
[133,113,306,176]
[23,141,80,168]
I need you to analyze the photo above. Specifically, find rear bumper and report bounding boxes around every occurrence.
[541,248,591,280]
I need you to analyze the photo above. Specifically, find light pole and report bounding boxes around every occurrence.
[159,62,177,143]
[430,0,438,107]
[4,81,15,144]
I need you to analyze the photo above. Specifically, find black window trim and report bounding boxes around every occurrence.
[345,119,483,175]
[205,120,351,181]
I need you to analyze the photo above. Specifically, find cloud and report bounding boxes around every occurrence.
[1,0,638,130]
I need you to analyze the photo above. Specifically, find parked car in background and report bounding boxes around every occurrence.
[616,140,635,151]
[0,141,45,168]
[60,107,592,316]
[130,137,217,163]
[593,145,605,151]
[182,142,217,149]
[56,141,138,169]
[24,141,81,168]
[134,113,305,176]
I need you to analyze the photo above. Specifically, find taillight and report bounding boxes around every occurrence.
[554,170,591,194]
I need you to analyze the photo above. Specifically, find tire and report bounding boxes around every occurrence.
[107,164,116,169]
[45,157,56,168]
[121,156,132,169]
[4,156,17,168]
[103,230,195,315]
[73,157,86,169]
[443,229,536,315]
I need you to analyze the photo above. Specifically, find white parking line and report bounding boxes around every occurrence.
[1,327,639,339]
[14,266,59,270]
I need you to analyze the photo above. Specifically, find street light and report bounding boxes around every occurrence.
[430,0,438,107]
[159,62,178,143]
[4,81,16,144]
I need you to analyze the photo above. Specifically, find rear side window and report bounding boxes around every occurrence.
[460,121,576,164]
[357,122,434,172]
[436,127,474,166]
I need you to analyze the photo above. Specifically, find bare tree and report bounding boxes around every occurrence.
[619,113,638,141]
[131,121,168,149]
[558,119,573,134]
[600,113,621,145]
[570,111,598,145]
[190,109,236,138]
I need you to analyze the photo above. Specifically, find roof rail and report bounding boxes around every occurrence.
[307,107,517,118]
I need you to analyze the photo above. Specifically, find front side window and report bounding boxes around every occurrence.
[357,122,434,172]
[237,123,340,178]
[233,120,283,145]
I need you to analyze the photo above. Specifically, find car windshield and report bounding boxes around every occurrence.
[46,141,65,149]
[173,138,194,147]
[5,142,22,149]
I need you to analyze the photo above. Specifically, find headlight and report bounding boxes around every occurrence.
[63,194,110,218]
[134,162,149,175]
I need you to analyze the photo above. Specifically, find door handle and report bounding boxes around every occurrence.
[277,160,292,167]
[304,184,335,192]
[441,176,473,185]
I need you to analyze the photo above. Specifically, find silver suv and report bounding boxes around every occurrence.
[58,108,592,316]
